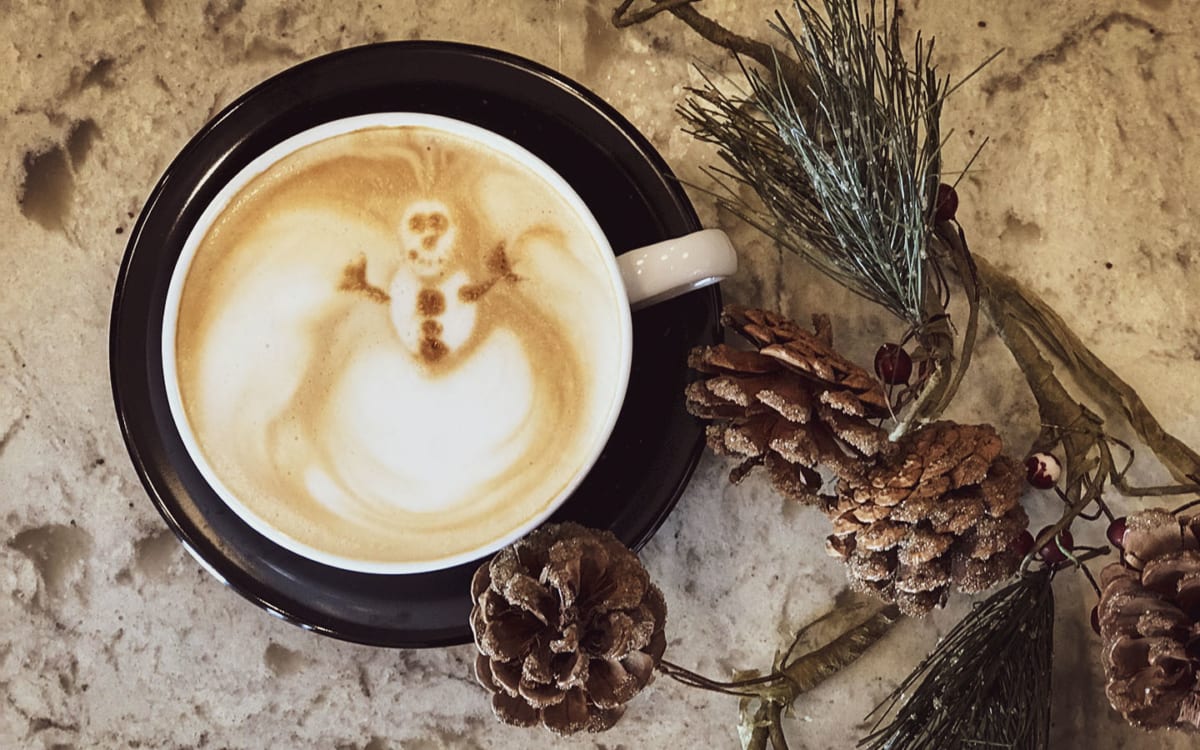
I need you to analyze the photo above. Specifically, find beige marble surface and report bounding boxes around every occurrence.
[2,0,1198,747]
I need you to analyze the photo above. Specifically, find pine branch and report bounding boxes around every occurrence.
[680,0,946,331]
[860,570,1055,749]
[667,0,983,435]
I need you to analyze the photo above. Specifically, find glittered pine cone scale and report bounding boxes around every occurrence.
[824,421,1028,616]
[470,523,667,735]
[1097,510,1200,731]
[685,306,891,503]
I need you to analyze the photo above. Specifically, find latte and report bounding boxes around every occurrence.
[167,121,628,569]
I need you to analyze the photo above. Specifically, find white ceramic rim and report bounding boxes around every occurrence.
[161,113,634,574]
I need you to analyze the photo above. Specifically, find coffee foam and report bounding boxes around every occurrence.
[171,125,626,567]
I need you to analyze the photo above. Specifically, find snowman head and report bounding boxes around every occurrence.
[399,200,457,278]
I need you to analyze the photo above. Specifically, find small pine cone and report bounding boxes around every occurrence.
[826,421,1028,616]
[686,306,890,503]
[1097,510,1200,731]
[470,523,667,735]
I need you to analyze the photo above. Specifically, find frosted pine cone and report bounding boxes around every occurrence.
[686,306,891,503]
[470,523,667,735]
[824,421,1029,616]
[1097,510,1200,730]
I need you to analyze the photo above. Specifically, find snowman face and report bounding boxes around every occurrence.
[399,200,457,278]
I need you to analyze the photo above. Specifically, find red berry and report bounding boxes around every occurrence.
[1091,605,1101,636]
[1036,526,1074,565]
[1010,529,1036,558]
[934,182,959,223]
[1107,517,1128,550]
[874,343,913,385]
[1024,453,1062,490]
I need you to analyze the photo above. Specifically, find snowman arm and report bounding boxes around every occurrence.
[338,254,392,304]
[484,239,522,281]
[456,243,524,303]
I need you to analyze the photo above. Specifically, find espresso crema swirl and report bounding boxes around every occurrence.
[172,125,625,567]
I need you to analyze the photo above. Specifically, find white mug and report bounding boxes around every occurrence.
[162,113,736,573]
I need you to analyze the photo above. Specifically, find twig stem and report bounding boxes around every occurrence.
[613,0,808,91]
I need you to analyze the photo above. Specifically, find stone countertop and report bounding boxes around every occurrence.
[2,1,1197,748]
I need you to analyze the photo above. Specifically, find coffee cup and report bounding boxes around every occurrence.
[161,112,736,574]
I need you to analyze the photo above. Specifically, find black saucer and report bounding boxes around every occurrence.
[110,42,721,648]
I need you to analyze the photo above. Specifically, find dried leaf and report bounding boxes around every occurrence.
[774,603,901,700]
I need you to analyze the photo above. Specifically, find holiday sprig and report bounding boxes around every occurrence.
[614,0,1200,746]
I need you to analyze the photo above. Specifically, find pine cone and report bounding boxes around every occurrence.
[1097,510,1200,731]
[470,523,667,735]
[686,306,891,503]
[824,421,1028,616]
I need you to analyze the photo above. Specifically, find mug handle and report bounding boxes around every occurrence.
[615,229,738,310]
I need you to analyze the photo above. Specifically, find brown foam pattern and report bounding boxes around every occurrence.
[173,126,624,565]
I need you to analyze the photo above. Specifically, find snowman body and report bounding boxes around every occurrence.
[387,268,475,363]
[303,200,536,515]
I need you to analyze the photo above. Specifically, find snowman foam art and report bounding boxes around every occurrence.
[314,196,569,515]
[341,199,522,367]
[172,124,624,564]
